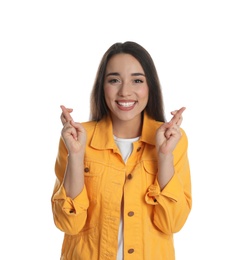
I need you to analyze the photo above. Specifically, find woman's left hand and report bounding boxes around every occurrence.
[155,107,186,155]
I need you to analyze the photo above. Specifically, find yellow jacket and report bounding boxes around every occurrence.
[51,113,192,260]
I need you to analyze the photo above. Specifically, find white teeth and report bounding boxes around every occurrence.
[117,102,135,107]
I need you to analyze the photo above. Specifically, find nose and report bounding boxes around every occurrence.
[118,82,131,97]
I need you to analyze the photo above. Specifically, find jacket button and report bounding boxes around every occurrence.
[128,249,134,254]
[84,167,89,172]
[128,211,134,217]
[137,147,141,152]
[127,173,132,179]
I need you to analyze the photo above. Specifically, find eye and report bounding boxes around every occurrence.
[134,79,144,83]
[107,78,121,84]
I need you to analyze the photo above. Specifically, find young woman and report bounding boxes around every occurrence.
[51,41,192,260]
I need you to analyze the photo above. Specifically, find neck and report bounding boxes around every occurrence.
[111,114,143,139]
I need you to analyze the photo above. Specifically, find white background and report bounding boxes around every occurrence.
[1,1,240,259]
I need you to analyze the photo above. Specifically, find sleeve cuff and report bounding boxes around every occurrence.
[145,174,182,205]
[52,184,89,215]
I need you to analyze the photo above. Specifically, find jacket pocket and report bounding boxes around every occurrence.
[83,161,105,203]
[143,160,158,186]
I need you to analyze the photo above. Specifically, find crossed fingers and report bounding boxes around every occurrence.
[60,105,73,125]
[169,107,186,127]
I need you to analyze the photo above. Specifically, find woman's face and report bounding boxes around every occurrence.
[104,53,149,125]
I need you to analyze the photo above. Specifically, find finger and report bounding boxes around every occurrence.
[62,121,78,140]
[170,107,186,125]
[171,110,183,126]
[60,105,73,122]
[60,111,73,125]
[70,121,85,140]
[176,115,183,126]
[170,110,178,115]
[159,121,173,132]
[164,126,181,139]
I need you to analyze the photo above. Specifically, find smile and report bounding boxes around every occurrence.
[116,101,136,107]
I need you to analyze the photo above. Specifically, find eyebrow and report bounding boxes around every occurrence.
[105,72,146,77]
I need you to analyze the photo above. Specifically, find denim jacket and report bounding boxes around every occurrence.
[52,112,192,260]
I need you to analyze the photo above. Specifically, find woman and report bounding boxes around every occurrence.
[51,41,192,260]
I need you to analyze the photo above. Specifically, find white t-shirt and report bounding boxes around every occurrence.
[114,135,140,260]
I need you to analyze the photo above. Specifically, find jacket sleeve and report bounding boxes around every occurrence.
[145,128,192,235]
[51,137,89,235]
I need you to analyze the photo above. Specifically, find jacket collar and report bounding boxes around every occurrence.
[90,111,160,150]
[140,111,160,146]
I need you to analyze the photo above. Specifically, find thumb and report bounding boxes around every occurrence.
[70,121,86,139]
[159,121,173,132]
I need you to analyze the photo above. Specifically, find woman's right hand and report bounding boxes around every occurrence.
[60,105,87,155]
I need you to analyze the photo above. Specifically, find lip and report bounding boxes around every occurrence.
[115,100,137,111]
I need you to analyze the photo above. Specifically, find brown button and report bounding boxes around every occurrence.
[127,174,132,179]
[128,249,134,254]
[128,211,134,217]
[137,147,141,152]
[69,209,75,213]
[84,167,89,172]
